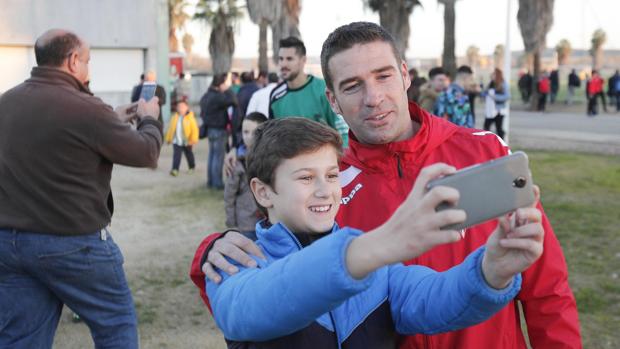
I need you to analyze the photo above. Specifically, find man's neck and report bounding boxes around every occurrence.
[287,73,309,90]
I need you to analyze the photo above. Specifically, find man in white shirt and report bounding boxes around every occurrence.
[245,72,279,117]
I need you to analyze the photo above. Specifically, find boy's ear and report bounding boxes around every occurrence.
[250,177,274,209]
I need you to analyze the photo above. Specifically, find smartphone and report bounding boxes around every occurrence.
[426,151,536,230]
[139,82,157,101]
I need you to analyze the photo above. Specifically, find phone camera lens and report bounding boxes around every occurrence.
[513,177,527,188]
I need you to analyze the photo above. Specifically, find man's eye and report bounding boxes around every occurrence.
[344,84,359,93]
[378,74,391,80]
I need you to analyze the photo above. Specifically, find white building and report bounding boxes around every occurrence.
[0,0,170,118]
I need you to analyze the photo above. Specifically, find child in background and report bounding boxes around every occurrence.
[224,112,267,233]
[165,99,199,176]
[206,117,545,348]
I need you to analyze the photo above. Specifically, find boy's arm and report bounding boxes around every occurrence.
[207,228,375,341]
[224,166,240,228]
[519,204,582,348]
[388,247,521,335]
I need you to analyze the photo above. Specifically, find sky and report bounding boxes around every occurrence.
[185,0,619,59]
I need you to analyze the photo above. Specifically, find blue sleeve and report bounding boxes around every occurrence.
[206,228,375,341]
[388,247,521,335]
[493,82,511,103]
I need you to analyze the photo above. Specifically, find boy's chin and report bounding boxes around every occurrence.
[306,221,335,234]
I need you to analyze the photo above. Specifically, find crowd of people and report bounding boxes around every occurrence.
[0,22,584,349]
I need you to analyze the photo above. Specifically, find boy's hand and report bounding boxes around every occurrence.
[346,163,467,279]
[202,231,265,283]
[481,186,544,289]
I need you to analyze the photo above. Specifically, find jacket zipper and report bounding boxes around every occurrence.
[328,311,341,349]
[396,153,403,178]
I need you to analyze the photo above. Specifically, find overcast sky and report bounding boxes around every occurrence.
[185,0,619,59]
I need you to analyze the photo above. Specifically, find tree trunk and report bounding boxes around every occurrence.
[442,1,457,78]
[209,20,235,75]
[271,0,301,64]
[530,50,541,111]
[592,48,602,70]
[258,19,269,73]
[169,28,179,52]
[377,2,412,59]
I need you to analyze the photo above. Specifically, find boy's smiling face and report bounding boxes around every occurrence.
[254,145,341,234]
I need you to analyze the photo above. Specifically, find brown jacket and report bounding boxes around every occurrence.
[0,67,162,235]
[417,82,439,114]
[224,159,261,232]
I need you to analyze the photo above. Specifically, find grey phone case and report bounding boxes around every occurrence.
[427,151,536,230]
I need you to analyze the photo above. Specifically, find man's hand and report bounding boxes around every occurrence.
[136,97,160,120]
[202,231,266,283]
[481,186,544,289]
[115,102,138,123]
[346,163,466,279]
[224,149,237,177]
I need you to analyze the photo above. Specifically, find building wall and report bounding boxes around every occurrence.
[0,0,169,112]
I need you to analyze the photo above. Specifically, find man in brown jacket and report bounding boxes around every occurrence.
[0,29,162,348]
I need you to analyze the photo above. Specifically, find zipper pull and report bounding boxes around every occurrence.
[396,154,403,178]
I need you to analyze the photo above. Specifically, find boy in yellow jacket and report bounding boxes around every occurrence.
[165,99,199,176]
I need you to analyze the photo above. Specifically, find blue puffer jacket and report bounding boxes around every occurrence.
[206,222,522,349]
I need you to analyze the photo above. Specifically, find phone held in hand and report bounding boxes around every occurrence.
[139,82,157,101]
[427,151,536,231]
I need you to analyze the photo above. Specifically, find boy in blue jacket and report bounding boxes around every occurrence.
[206,117,544,348]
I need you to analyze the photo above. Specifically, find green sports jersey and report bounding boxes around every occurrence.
[269,75,348,146]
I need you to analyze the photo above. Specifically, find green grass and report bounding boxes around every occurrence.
[522,150,620,348]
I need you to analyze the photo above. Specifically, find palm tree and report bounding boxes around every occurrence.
[182,33,195,56]
[246,0,282,73]
[438,0,457,77]
[494,44,505,69]
[590,29,606,70]
[364,0,422,59]
[169,0,191,52]
[555,39,571,66]
[271,0,302,64]
[466,45,480,69]
[195,0,243,75]
[517,0,555,110]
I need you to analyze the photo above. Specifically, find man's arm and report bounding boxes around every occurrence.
[224,165,240,228]
[95,98,162,168]
[519,204,582,349]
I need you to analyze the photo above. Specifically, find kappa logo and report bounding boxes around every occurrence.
[341,183,363,205]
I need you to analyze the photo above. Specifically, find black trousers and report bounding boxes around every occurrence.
[537,93,548,111]
[483,113,505,140]
[172,144,195,170]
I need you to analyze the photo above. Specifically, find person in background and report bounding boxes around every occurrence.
[483,68,510,140]
[434,65,476,128]
[537,71,550,112]
[417,67,449,113]
[549,69,559,104]
[200,73,236,189]
[566,69,581,105]
[587,70,606,116]
[165,99,199,176]
[518,70,533,104]
[132,70,167,123]
[224,112,267,234]
[246,72,279,118]
[607,70,620,109]
[406,67,427,103]
[237,71,260,118]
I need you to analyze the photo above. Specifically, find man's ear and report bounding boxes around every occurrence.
[250,177,274,210]
[66,51,78,74]
[325,88,342,115]
[401,60,412,91]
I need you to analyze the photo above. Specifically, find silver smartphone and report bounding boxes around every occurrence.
[139,82,157,101]
[426,151,536,230]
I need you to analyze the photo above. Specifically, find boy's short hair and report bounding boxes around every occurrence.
[247,118,342,205]
[279,37,306,57]
[320,22,401,91]
[457,65,473,75]
[429,67,446,80]
[244,112,268,124]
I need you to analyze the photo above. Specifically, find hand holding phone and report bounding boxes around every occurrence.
[139,82,157,101]
[427,151,536,230]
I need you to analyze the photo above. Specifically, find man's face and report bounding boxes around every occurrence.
[278,47,306,82]
[431,74,449,92]
[70,44,90,85]
[241,119,260,148]
[325,41,412,145]
[262,145,341,234]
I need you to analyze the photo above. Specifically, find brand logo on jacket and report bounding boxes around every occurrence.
[341,183,363,205]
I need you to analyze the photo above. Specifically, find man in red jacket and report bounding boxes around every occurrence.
[191,22,581,348]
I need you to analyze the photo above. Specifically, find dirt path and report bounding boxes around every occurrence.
[53,141,227,348]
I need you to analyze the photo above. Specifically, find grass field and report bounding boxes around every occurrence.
[523,150,620,348]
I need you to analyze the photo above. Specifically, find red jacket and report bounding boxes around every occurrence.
[538,77,551,94]
[189,102,581,348]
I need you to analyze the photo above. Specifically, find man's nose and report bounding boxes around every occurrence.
[364,81,384,107]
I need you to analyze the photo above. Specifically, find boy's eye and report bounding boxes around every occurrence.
[327,173,339,181]
[298,175,312,182]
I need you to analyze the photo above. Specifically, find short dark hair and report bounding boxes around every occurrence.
[244,112,268,124]
[241,71,254,83]
[279,36,306,57]
[35,32,82,67]
[247,118,342,214]
[320,22,401,91]
[267,72,279,83]
[457,65,473,75]
[211,73,228,88]
[428,67,446,80]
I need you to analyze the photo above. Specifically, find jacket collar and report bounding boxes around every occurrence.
[341,102,458,173]
[256,220,339,259]
[28,66,93,95]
